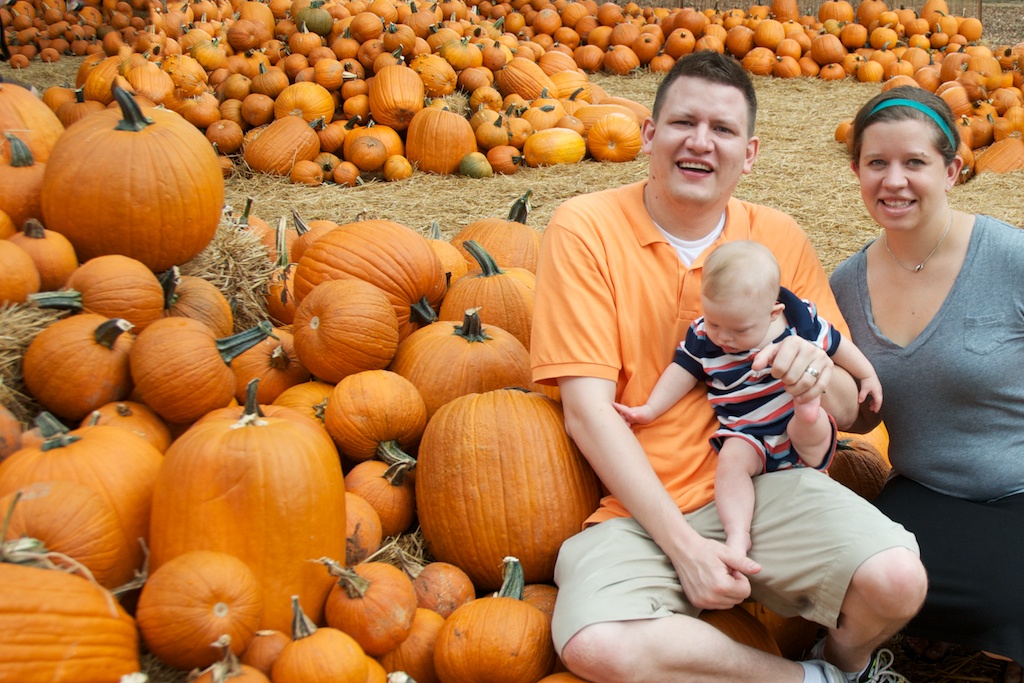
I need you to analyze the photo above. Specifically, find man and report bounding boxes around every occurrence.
[530,51,925,683]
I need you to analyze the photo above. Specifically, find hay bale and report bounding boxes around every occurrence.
[0,304,68,425]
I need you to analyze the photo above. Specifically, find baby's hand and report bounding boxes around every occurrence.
[612,402,655,426]
[858,375,883,413]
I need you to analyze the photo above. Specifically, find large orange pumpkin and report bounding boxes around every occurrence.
[0,80,65,162]
[0,563,139,682]
[148,386,346,632]
[40,84,223,273]
[405,105,478,175]
[416,389,601,590]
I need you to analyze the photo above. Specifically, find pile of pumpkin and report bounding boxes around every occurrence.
[5,0,1023,183]
[0,66,899,681]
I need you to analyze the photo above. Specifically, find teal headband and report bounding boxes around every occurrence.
[866,98,956,150]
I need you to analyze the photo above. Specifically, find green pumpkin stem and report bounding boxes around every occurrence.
[507,188,532,224]
[27,290,85,311]
[238,197,255,228]
[453,307,490,343]
[94,318,133,349]
[111,82,155,132]
[159,265,182,309]
[274,217,291,269]
[3,132,34,167]
[215,321,275,365]
[428,220,443,240]
[289,595,318,640]
[232,379,266,428]
[383,458,413,487]
[462,240,502,277]
[409,295,438,325]
[320,557,372,599]
[497,556,525,600]
[376,439,416,468]
[36,411,81,451]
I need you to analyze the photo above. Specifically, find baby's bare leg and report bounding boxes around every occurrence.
[788,396,832,468]
[715,438,764,555]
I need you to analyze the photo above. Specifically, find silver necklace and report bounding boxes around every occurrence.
[883,211,953,273]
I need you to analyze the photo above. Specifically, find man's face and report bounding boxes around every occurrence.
[641,77,759,211]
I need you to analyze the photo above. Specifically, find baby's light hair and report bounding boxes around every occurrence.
[702,241,781,305]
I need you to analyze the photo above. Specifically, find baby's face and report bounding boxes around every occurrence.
[700,294,777,354]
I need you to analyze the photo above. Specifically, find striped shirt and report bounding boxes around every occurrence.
[674,287,840,470]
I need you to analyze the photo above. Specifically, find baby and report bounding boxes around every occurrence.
[615,240,882,554]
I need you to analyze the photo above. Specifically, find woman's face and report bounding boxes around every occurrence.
[852,119,961,233]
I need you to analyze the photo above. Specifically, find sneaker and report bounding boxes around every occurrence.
[856,649,910,683]
[803,659,852,683]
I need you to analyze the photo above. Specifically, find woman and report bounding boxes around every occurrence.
[830,85,1024,683]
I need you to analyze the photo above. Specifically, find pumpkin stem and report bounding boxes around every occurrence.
[409,295,438,325]
[376,439,416,468]
[84,410,102,427]
[289,595,319,640]
[382,459,413,487]
[428,220,443,240]
[35,411,81,451]
[291,208,310,236]
[159,265,182,309]
[453,307,491,343]
[496,556,525,600]
[462,240,503,277]
[94,318,134,350]
[20,218,46,239]
[319,557,372,598]
[27,290,85,311]
[274,217,291,269]
[111,82,155,132]
[197,634,243,683]
[507,188,532,224]
[234,378,266,427]
[395,547,424,580]
[2,132,34,167]
[238,197,255,228]
[215,321,276,365]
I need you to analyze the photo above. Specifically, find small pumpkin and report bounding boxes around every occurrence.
[344,456,417,538]
[323,369,426,462]
[291,278,400,384]
[271,596,368,683]
[523,126,587,167]
[377,607,445,683]
[321,558,419,657]
[136,550,264,670]
[21,314,134,422]
[7,218,77,292]
[433,557,557,683]
[344,492,383,566]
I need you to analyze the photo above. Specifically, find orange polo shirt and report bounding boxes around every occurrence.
[531,180,848,525]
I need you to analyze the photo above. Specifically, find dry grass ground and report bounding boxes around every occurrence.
[2,27,1024,683]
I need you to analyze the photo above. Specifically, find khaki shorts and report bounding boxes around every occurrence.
[550,468,919,654]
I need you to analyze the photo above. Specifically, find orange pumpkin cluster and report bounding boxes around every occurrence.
[6,0,1022,179]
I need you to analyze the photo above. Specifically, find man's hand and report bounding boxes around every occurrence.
[669,535,762,611]
[752,336,831,404]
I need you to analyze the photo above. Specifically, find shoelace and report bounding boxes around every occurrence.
[859,649,910,683]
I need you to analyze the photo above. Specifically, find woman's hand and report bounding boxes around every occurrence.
[751,336,832,404]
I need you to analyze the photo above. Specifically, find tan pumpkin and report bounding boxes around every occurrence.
[826,438,891,501]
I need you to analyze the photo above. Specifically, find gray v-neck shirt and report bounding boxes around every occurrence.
[830,215,1024,502]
